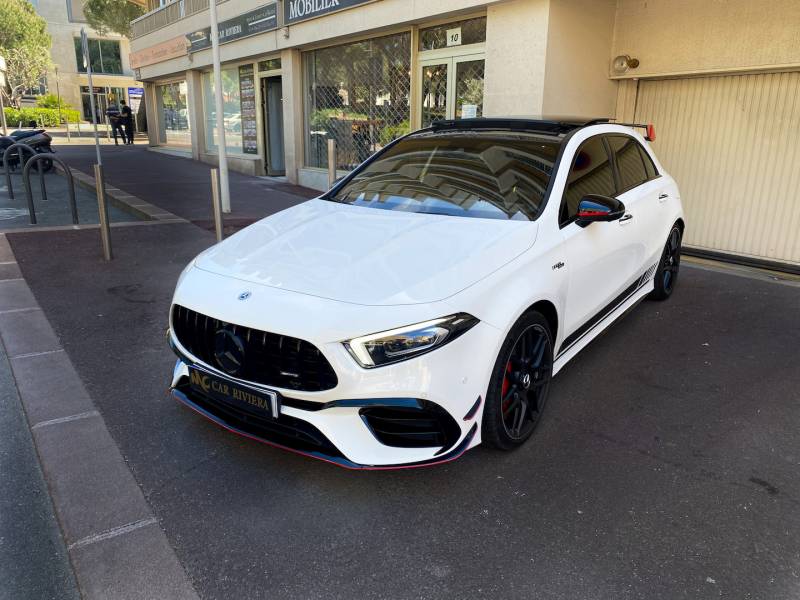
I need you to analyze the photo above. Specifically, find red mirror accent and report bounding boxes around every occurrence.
[646,123,656,142]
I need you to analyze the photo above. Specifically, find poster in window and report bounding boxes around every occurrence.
[238,64,258,154]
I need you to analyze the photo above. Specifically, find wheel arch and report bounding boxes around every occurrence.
[523,299,558,345]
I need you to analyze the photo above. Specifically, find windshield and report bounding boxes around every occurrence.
[329,131,561,221]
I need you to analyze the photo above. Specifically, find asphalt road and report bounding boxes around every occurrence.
[7,223,800,600]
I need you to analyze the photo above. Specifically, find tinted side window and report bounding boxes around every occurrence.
[561,136,615,224]
[608,135,648,192]
[638,144,659,179]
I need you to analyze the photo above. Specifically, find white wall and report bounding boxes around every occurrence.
[612,0,800,78]
[542,0,617,117]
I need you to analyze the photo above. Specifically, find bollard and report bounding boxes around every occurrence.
[327,138,337,190]
[93,164,113,261]
[66,121,71,142]
[210,168,224,242]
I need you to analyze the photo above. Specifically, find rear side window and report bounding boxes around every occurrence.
[561,136,615,225]
[639,145,659,180]
[607,135,648,192]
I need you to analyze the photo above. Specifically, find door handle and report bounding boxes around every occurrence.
[619,213,634,223]
[658,193,669,203]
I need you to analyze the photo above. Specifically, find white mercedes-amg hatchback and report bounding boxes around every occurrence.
[168,117,684,469]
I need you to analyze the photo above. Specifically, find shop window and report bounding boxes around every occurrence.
[419,17,487,51]
[157,81,191,147]
[73,38,123,75]
[304,32,411,170]
[202,69,244,155]
[258,58,282,72]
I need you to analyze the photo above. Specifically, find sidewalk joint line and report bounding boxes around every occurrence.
[32,410,100,430]
[11,348,65,360]
[67,517,158,551]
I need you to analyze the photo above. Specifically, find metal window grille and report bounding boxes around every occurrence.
[304,32,411,171]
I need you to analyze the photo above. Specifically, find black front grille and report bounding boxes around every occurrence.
[360,403,461,449]
[172,305,338,392]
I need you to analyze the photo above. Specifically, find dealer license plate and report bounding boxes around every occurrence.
[188,367,279,419]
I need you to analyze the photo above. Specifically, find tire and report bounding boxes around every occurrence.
[649,224,682,301]
[482,311,554,451]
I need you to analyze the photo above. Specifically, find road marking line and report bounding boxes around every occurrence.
[0,277,24,282]
[68,517,159,551]
[0,306,40,315]
[11,348,64,360]
[0,261,17,265]
[32,410,100,430]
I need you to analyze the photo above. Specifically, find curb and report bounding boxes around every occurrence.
[55,163,185,223]
[0,233,199,600]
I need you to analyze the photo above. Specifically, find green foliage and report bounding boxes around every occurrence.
[379,120,410,146]
[35,93,75,111]
[4,107,81,127]
[0,0,52,108]
[83,0,145,38]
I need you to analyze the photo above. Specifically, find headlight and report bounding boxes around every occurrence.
[344,313,479,368]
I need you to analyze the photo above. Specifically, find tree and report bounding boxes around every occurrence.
[83,0,145,39]
[0,0,52,108]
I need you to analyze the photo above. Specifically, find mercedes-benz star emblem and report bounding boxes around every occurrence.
[238,291,251,301]
[214,329,245,376]
[521,373,532,390]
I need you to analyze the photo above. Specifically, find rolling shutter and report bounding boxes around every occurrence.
[630,72,800,265]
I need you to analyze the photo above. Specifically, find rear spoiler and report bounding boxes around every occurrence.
[611,121,656,142]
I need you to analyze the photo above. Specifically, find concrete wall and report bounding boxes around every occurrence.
[483,0,550,116]
[35,0,139,118]
[542,0,617,117]
[612,0,800,78]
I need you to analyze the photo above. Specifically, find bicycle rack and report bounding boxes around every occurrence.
[22,154,78,226]
[3,143,37,201]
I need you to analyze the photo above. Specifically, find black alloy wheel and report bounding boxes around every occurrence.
[482,311,553,450]
[650,224,682,300]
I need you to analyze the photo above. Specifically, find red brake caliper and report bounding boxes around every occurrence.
[501,361,513,411]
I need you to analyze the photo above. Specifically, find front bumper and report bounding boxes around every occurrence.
[170,358,480,469]
[168,315,499,467]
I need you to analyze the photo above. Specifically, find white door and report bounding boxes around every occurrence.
[630,72,800,266]
[560,135,636,342]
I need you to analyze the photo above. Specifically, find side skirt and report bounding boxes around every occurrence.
[552,279,653,376]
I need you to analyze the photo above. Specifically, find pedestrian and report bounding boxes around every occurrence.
[105,105,125,146]
[120,100,134,145]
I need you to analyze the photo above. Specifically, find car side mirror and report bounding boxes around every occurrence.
[575,195,625,226]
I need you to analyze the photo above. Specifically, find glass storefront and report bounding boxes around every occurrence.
[202,68,244,155]
[303,32,411,170]
[157,81,191,148]
[80,86,125,123]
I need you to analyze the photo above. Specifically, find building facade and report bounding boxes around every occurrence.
[30,0,143,124]
[130,0,800,268]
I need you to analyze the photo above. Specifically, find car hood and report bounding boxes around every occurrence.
[194,199,537,306]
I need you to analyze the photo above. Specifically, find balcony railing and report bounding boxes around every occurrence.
[130,0,228,40]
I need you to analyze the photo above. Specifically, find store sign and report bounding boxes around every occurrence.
[238,65,258,155]
[128,87,144,113]
[284,0,375,25]
[187,4,278,52]
[130,35,188,69]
